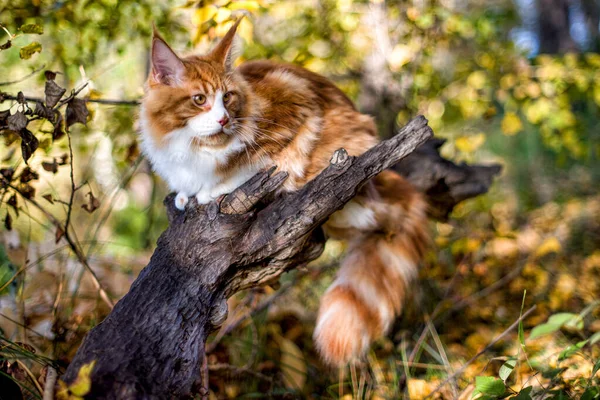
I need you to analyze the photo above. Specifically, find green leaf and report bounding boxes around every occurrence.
[541,367,567,379]
[589,332,600,345]
[529,323,560,339]
[518,291,526,346]
[499,357,517,382]
[558,340,587,362]
[514,386,533,400]
[581,387,599,400]
[475,376,505,396]
[529,313,580,340]
[592,359,600,378]
[19,42,42,59]
[19,24,43,34]
[0,244,16,296]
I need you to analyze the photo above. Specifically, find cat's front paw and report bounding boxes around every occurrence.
[175,192,189,210]
[195,191,213,205]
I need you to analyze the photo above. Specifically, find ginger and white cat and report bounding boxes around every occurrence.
[139,20,429,367]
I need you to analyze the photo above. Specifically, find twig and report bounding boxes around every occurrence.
[0,64,46,86]
[43,367,57,400]
[396,361,450,370]
[15,360,44,395]
[424,305,537,399]
[426,319,459,398]
[1,93,139,106]
[208,363,274,384]
[6,182,114,309]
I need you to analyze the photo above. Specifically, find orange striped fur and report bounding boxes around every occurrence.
[139,21,429,367]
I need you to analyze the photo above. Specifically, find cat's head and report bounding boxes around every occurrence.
[141,19,251,152]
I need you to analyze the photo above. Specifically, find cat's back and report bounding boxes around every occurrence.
[238,60,356,112]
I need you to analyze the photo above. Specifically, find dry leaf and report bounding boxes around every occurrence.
[66,98,89,127]
[81,191,100,213]
[55,226,65,243]
[18,128,39,164]
[42,159,59,174]
[7,111,28,132]
[45,80,66,108]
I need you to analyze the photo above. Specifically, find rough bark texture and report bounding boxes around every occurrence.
[61,116,500,398]
[394,138,502,221]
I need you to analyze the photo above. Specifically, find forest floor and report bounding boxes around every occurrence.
[1,192,599,399]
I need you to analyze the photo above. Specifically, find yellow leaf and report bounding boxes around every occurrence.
[501,112,523,136]
[455,133,486,153]
[61,360,96,398]
[192,5,218,25]
[213,7,231,23]
[535,237,561,258]
[467,70,487,89]
[227,1,261,11]
[279,337,307,390]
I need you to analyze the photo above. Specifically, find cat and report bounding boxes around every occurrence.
[139,19,429,367]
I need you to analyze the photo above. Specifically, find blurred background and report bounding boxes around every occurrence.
[0,0,599,398]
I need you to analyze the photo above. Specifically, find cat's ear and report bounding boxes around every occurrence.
[209,18,243,71]
[150,27,185,86]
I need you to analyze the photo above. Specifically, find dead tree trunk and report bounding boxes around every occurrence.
[60,116,500,399]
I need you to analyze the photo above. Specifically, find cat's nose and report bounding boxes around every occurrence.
[218,116,229,126]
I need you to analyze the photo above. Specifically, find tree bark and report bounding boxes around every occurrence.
[538,0,580,54]
[60,116,500,398]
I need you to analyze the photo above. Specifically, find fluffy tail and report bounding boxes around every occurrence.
[314,170,429,367]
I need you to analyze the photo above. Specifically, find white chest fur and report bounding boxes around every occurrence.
[139,109,261,208]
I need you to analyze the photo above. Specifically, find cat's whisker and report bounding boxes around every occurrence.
[235,116,295,132]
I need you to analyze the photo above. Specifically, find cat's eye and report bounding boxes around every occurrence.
[192,94,207,106]
[223,92,232,103]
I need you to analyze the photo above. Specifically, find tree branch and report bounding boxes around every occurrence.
[60,116,433,398]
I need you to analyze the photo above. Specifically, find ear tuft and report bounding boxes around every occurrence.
[150,29,185,86]
[209,17,244,71]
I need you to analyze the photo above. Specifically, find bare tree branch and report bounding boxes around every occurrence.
[60,116,433,398]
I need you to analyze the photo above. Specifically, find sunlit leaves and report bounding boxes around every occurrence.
[501,112,523,136]
[19,42,42,59]
[455,133,486,154]
[474,376,505,398]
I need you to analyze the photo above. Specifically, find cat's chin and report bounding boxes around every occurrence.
[191,131,232,149]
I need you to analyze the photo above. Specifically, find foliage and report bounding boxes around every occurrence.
[0,0,599,398]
